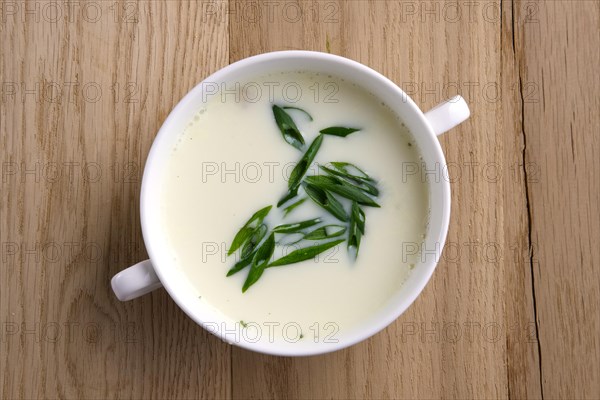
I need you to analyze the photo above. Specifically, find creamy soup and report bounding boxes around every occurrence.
[161,72,429,342]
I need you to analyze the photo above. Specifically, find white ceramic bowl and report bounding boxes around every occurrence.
[111,51,470,356]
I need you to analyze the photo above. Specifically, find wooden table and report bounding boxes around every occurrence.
[2,1,598,399]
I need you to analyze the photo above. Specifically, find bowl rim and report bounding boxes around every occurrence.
[140,50,451,356]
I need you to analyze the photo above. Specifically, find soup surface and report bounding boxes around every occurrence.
[161,71,429,342]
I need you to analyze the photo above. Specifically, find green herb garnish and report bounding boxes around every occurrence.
[226,252,254,277]
[282,197,306,217]
[277,188,299,207]
[241,224,268,259]
[279,134,323,206]
[283,106,313,121]
[268,239,345,267]
[321,163,379,196]
[226,104,380,292]
[303,224,347,241]
[348,202,366,259]
[330,162,373,181]
[273,218,322,234]
[288,134,323,191]
[229,205,272,255]
[303,182,349,221]
[240,320,248,328]
[242,233,276,292]
[272,105,305,150]
[319,127,360,137]
[304,175,380,208]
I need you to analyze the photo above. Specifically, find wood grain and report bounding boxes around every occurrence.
[500,1,542,398]
[1,1,231,399]
[1,0,598,399]
[229,1,509,399]
[515,1,600,397]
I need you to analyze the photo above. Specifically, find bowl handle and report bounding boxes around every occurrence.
[424,95,471,136]
[111,260,163,301]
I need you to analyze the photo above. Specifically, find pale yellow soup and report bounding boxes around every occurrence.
[161,72,429,341]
